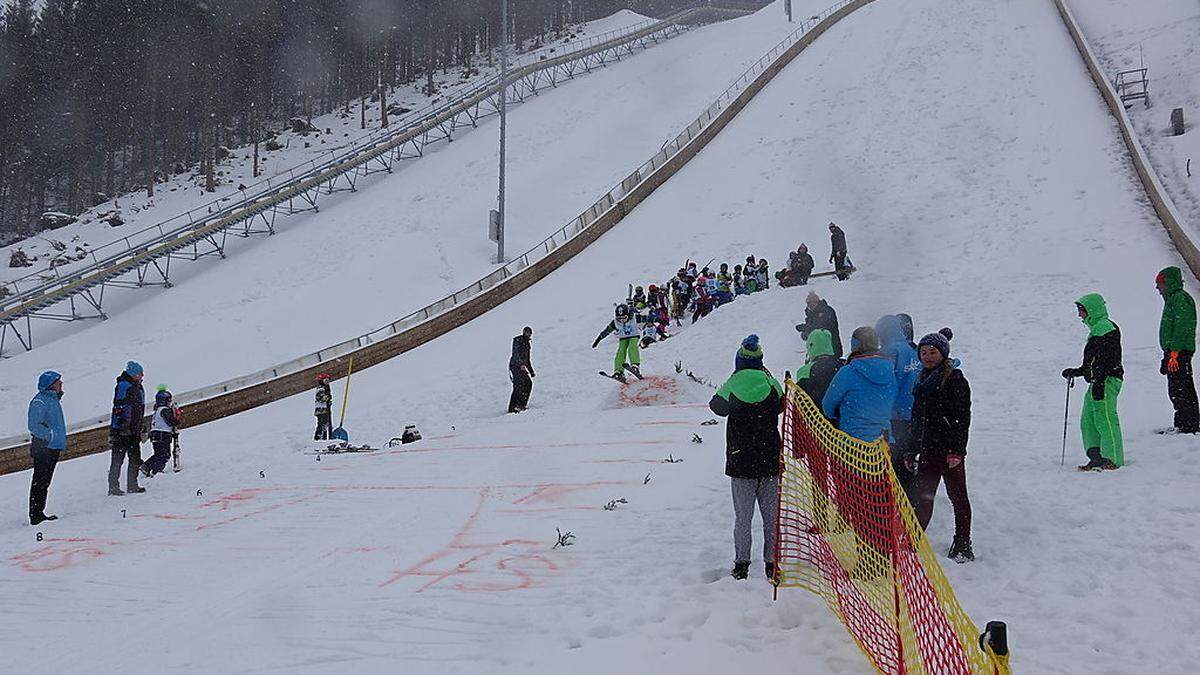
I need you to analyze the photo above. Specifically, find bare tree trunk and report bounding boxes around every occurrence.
[379,61,389,128]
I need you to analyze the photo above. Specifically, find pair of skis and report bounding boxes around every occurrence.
[599,363,644,383]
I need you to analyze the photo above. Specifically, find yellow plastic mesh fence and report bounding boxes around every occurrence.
[775,381,1007,674]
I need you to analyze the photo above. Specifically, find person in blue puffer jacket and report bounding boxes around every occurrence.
[877,315,922,481]
[27,370,66,525]
[822,326,897,442]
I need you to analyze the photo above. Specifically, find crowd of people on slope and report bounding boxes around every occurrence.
[704,263,1199,581]
[25,361,182,525]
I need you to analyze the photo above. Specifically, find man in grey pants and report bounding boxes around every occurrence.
[709,334,785,580]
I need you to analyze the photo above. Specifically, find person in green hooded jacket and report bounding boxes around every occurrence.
[709,335,785,581]
[1062,293,1123,470]
[1156,266,1198,433]
[795,328,843,408]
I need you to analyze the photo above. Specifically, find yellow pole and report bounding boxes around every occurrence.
[338,356,354,428]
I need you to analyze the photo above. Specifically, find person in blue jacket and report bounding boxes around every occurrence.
[27,370,66,525]
[876,315,922,479]
[109,361,146,495]
[822,326,897,442]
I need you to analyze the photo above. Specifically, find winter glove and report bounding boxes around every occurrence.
[1061,368,1083,380]
[1168,351,1181,373]
[903,453,918,474]
[591,338,600,349]
[946,454,963,469]
[1161,353,1171,375]
[1091,379,1106,402]
[528,369,536,379]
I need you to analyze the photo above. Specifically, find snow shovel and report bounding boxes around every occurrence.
[331,356,355,442]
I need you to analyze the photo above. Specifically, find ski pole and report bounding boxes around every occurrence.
[1060,376,1074,466]
[338,356,354,429]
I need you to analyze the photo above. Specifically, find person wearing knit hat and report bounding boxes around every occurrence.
[907,327,974,562]
[1156,266,1198,433]
[710,335,784,581]
[821,326,895,442]
[795,292,843,359]
[108,361,147,495]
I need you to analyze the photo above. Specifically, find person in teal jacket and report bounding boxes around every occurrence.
[822,326,897,443]
[27,370,66,525]
[1062,293,1123,470]
[1157,266,1198,433]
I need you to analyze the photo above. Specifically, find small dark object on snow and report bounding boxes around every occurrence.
[701,419,718,426]
[643,473,652,485]
[1172,107,1185,136]
[675,360,683,373]
[386,103,412,117]
[264,138,284,152]
[9,249,32,268]
[663,454,683,464]
[553,527,575,548]
[402,425,422,444]
[731,561,749,580]
[603,498,627,511]
[104,212,124,227]
[39,212,77,230]
[289,117,318,134]
[691,433,703,444]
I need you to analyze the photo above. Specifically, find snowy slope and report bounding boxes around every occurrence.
[1070,0,1200,245]
[0,9,655,273]
[2,0,1198,672]
[0,3,805,433]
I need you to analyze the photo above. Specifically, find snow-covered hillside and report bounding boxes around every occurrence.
[0,9,656,273]
[2,0,1198,672]
[0,4,802,432]
[1070,0,1200,245]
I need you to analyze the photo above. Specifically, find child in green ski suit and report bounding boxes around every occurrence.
[592,305,650,382]
[1062,293,1124,469]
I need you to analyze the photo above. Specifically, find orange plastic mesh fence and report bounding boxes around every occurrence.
[775,381,1004,674]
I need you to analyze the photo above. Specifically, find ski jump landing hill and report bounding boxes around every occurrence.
[0,0,867,473]
[4,0,1200,672]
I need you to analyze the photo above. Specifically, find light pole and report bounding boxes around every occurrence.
[495,0,509,263]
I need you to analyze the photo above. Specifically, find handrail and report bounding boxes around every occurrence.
[0,0,869,470]
[0,8,703,319]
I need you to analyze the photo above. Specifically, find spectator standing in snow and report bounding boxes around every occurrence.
[508,326,536,413]
[1157,266,1198,433]
[314,373,334,440]
[108,361,146,495]
[27,371,65,525]
[795,292,843,359]
[822,327,897,442]
[904,329,974,562]
[142,386,180,477]
[794,328,842,407]
[708,335,785,581]
[1062,293,1124,470]
[755,258,770,291]
[877,315,922,484]
[897,313,917,352]
[829,222,850,280]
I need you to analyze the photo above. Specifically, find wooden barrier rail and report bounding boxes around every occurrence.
[0,0,875,475]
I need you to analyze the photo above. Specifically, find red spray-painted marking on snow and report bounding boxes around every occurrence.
[9,537,148,572]
[617,376,681,408]
[511,483,606,506]
[380,486,581,593]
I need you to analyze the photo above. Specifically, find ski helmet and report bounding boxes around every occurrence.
[635,286,644,293]
[316,372,332,383]
[696,275,708,285]
[615,304,630,319]
[648,284,658,292]
[155,386,172,407]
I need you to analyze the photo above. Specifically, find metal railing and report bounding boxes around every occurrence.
[0,8,706,338]
[0,0,861,451]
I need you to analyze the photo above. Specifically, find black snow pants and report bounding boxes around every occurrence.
[315,412,333,440]
[1167,351,1200,433]
[29,439,59,521]
[509,367,533,412]
[109,436,142,492]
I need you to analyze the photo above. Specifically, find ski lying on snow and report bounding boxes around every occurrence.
[305,443,377,455]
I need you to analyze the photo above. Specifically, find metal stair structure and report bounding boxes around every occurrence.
[0,7,720,356]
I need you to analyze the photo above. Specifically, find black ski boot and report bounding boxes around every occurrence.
[948,537,975,563]
[108,487,125,496]
[731,561,749,580]
[127,486,146,494]
[624,363,643,380]
[1077,447,1105,471]
[765,562,777,581]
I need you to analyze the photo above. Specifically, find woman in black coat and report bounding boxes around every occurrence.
[903,329,974,562]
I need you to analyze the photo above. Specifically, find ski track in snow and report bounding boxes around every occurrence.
[2,0,1200,672]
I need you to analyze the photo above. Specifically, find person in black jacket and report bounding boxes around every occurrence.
[903,330,973,562]
[828,222,849,280]
[795,292,843,359]
[709,335,785,581]
[1062,293,1124,470]
[108,361,146,495]
[508,326,535,413]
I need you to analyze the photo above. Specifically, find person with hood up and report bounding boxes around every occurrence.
[822,326,897,442]
[27,371,66,525]
[1062,293,1124,470]
[829,223,850,280]
[877,315,922,480]
[109,361,146,495]
[1157,266,1198,433]
[709,335,785,581]
[903,329,973,562]
[788,245,815,287]
[897,313,918,352]
[508,326,536,413]
[794,328,843,407]
[795,292,843,359]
